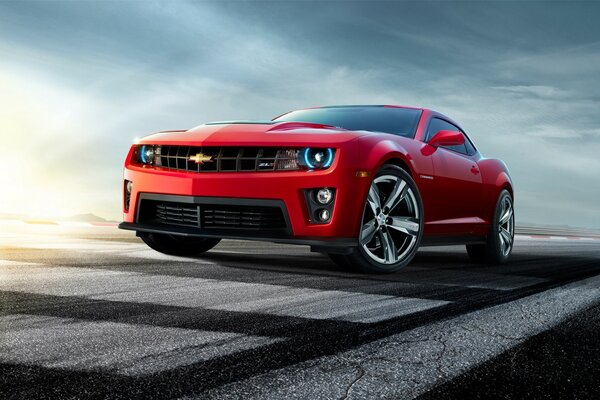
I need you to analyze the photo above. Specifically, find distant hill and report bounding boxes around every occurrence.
[0,212,118,223]
[64,213,113,223]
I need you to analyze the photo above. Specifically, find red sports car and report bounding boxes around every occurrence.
[119,105,514,273]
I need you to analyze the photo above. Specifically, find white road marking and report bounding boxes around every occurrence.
[2,235,551,292]
[211,290,449,323]
[207,249,246,254]
[0,264,448,323]
[200,274,600,400]
[515,234,600,241]
[0,232,141,251]
[0,232,216,263]
[2,228,599,394]
[120,248,215,263]
[0,314,280,376]
[514,234,534,240]
[396,268,547,291]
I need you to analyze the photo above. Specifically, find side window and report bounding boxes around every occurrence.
[463,135,477,155]
[426,118,468,155]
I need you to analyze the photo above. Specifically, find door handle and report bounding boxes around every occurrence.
[470,165,480,175]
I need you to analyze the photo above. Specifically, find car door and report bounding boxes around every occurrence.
[425,118,483,234]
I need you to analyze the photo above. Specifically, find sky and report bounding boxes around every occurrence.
[0,0,599,228]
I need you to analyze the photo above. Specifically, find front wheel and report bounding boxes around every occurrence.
[331,165,424,273]
[140,233,221,256]
[466,189,514,264]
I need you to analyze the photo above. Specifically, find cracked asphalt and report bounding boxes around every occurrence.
[1,224,599,399]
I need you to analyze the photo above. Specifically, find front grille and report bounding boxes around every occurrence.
[157,146,299,173]
[139,200,287,231]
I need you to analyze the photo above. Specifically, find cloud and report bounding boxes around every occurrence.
[0,0,599,229]
[493,85,571,99]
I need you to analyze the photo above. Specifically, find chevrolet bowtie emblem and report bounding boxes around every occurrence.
[189,153,214,164]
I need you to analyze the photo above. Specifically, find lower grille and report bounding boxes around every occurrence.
[139,199,287,231]
[155,203,200,227]
[203,206,285,229]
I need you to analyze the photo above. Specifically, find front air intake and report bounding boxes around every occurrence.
[137,197,289,233]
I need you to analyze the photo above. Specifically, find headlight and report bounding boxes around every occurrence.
[134,145,162,166]
[299,148,335,170]
[274,149,300,170]
[139,145,154,164]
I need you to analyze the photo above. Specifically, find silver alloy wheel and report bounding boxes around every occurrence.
[360,175,420,265]
[498,196,514,256]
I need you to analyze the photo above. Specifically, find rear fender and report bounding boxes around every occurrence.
[478,158,513,223]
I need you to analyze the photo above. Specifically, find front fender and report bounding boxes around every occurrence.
[356,135,416,174]
[351,135,435,225]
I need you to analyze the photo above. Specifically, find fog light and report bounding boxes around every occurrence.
[316,188,333,204]
[318,209,330,222]
[124,180,132,211]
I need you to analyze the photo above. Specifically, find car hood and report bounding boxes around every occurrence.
[138,121,371,147]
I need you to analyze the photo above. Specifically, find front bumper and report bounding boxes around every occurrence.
[121,155,370,246]
[118,221,356,252]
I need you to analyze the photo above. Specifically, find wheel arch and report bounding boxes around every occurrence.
[352,136,423,234]
[381,156,413,177]
[478,158,514,223]
[495,171,514,199]
[499,175,514,198]
[356,136,416,176]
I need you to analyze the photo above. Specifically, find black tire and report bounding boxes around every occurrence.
[140,233,221,256]
[339,165,424,274]
[467,189,514,264]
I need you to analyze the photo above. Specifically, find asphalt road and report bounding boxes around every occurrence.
[1,223,600,399]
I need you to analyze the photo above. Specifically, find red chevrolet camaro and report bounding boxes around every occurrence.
[119,105,514,273]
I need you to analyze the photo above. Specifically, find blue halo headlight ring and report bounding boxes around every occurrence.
[323,148,334,168]
[139,145,148,163]
[301,148,334,170]
[303,148,315,169]
[138,145,155,165]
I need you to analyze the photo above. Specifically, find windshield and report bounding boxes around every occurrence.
[273,106,422,138]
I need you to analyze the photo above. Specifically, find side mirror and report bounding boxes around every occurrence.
[428,130,465,147]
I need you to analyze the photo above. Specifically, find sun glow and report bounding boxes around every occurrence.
[0,72,94,218]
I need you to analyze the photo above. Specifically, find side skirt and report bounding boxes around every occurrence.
[420,235,487,247]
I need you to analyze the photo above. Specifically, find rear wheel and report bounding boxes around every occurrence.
[467,189,514,264]
[330,165,423,273]
[140,233,221,256]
